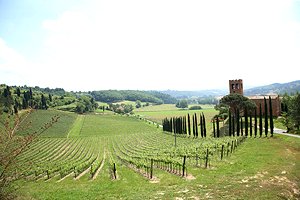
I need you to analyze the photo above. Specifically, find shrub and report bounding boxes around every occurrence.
[189,105,202,110]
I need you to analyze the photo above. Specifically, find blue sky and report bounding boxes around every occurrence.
[1,0,300,91]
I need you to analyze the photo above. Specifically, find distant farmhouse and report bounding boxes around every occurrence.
[229,79,281,117]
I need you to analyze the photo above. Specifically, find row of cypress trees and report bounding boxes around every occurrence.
[224,96,274,137]
[162,113,207,138]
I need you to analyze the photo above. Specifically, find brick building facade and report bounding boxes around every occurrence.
[229,79,281,116]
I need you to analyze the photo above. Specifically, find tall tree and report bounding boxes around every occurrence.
[187,114,191,136]
[245,108,248,137]
[192,115,195,137]
[240,117,243,136]
[229,111,232,137]
[236,108,240,136]
[194,114,198,138]
[41,94,48,110]
[259,104,263,137]
[249,112,252,137]
[200,114,204,138]
[219,93,256,120]
[269,96,274,137]
[213,118,216,137]
[232,114,235,136]
[3,86,11,97]
[176,99,188,109]
[264,97,268,137]
[216,116,220,138]
[254,109,257,137]
[16,87,21,97]
[13,99,18,114]
[289,93,300,132]
[29,88,33,99]
[203,113,207,137]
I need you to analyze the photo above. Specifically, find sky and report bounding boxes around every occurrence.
[1,0,300,91]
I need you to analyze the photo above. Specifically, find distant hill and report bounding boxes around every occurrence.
[90,90,177,104]
[244,80,300,96]
[160,89,227,98]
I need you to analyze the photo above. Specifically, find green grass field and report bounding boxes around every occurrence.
[135,104,218,135]
[10,107,300,200]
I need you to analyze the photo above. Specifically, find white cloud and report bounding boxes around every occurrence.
[1,0,300,90]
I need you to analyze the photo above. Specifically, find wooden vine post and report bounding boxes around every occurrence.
[113,163,117,179]
[221,144,224,160]
[182,156,186,177]
[205,148,209,168]
[150,159,153,179]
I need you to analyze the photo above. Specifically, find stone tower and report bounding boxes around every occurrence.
[229,79,243,95]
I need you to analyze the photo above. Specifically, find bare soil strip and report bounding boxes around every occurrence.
[92,153,106,180]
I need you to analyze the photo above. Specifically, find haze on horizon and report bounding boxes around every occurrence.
[1,0,300,92]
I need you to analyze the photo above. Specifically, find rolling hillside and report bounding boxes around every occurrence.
[244,80,300,96]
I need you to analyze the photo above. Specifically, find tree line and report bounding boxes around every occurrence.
[0,85,97,114]
[90,90,176,104]
[215,94,275,137]
[162,113,207,138]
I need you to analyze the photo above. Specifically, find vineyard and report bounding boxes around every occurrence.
[12,109,300,199]
[17,120,246,182]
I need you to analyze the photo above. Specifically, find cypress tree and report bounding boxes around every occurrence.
[229,111,232,137]
[170,118,173,133]
[194,113,198,138]
[213,118,216,137]
[173,117,176,134]
[178,117,180,134]
[249,113,252,137]
[41,94,48,110]
[29,88,33,99]
[187,114,191,136]
[259,104,263,137]
[3,86,11,97]
[181,117,184,134]
[178,117,181,134]
[16,87,21,97]
[184,116,187,135]
[192,115,195,137]
[203,113,207,137]
[232,114,235,136]
[269,96,274,137]
[240,117,243,136]
[245,108,248,137]
[200,114,204,138]
[22,97,27,109]
[236,109,240,136]
[49,93,52,102]
[13,98,19,114]
[264,97,268,137]
[216,116,220,138]
[254,109,257,137]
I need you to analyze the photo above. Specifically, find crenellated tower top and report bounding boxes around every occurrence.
[229,79,243,95]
